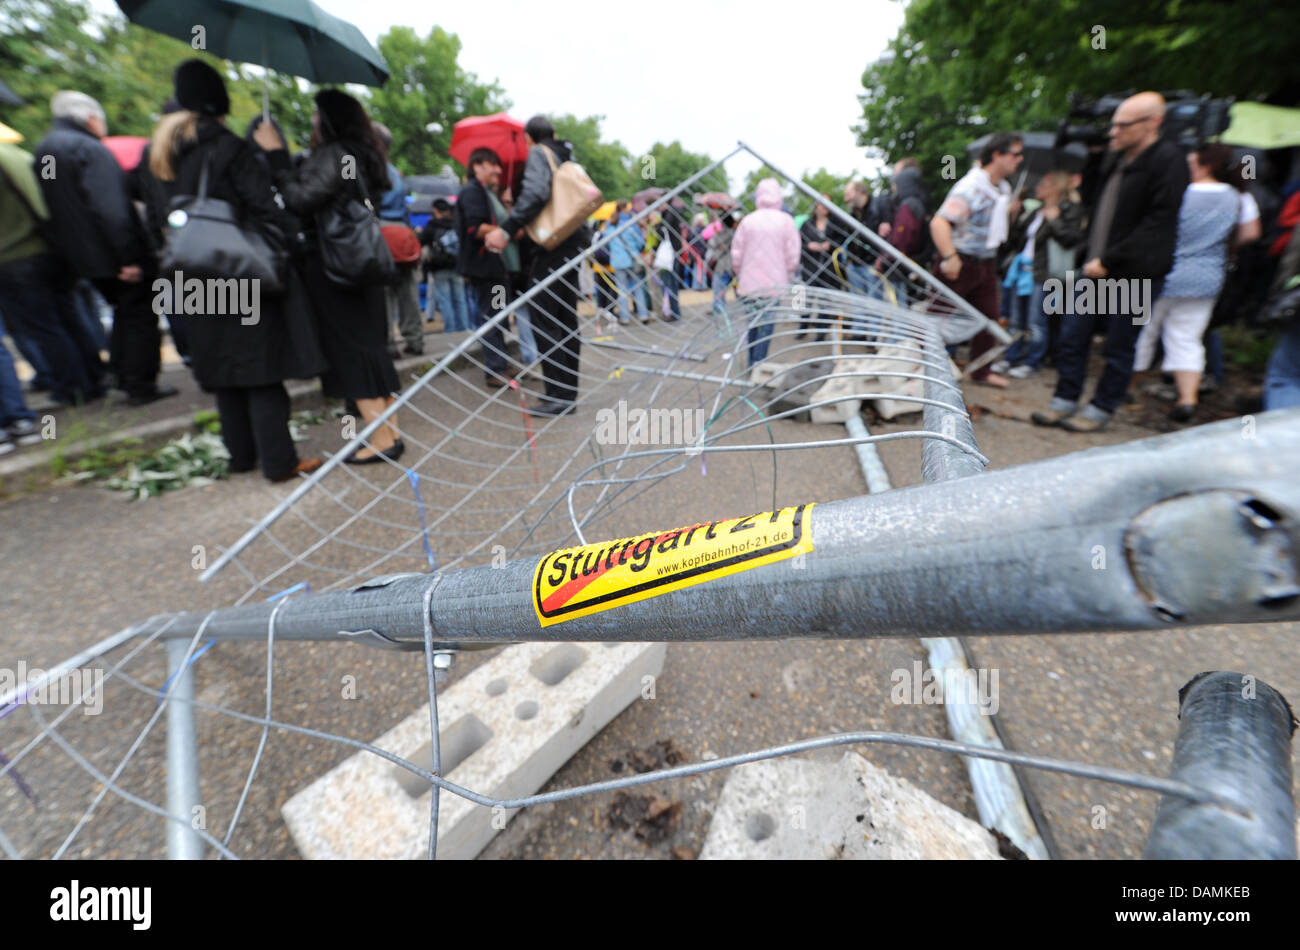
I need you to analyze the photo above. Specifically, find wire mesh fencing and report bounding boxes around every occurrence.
[2,144,1297,861]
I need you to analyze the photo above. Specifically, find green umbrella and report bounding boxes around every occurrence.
[115,0,389,92]
[1219,102,1300,151]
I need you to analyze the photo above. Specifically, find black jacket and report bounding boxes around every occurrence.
[799,216,840,288]
[419,213,458,271]
[499,138,591,268]
[34,117,147,280]
[454,176,506,282]
[154,119,326,390]
[1031,200,1087,284]
[267,140,389,248]
[1089,138,1188,280]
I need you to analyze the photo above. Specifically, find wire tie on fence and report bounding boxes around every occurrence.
[267,582,310,602]
[406,470,438,572]
[156,639,216,705]
[0,746,36,805]
[607,366,624,380]
[509,379,540,484]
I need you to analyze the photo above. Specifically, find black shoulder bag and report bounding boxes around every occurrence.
[315,161,397,288]
[160,150,286,294]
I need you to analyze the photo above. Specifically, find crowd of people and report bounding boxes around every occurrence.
[929,91,1299,430]
[3,73,1298,472]
[0,61,598,469]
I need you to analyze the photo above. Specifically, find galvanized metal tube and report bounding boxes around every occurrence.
[153,410,1300,645]
[164,637,204,860]
[1143,671,1296,859]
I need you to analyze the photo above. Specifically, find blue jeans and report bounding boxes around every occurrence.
[462,282,479,329]
[614,268,648,322]
[1204,329,1224,385]
[0,312,34,427]
[514,299,539,367]
[1004,290,1048,368]
[432,270,470,332]
[744,297,776,367]
[710,270,730,313]
[1054,277,1163,415]
[662,267,682,320]
[1264,322,1300,411]
[0,253,103,403]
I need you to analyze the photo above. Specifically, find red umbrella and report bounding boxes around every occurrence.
[102,135,150,172]
[449,113,530,185]
[632,187,665,211]
[694,192,737,211]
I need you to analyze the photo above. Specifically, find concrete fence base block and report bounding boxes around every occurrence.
[282,641,666,859]
[700,751,1003,860]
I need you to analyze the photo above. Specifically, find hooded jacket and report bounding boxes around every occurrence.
[605,213,644,270]
[34,117,147,280]
[888,166,930,260]
[730,179,800,297]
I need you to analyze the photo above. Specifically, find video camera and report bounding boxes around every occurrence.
[1055,90,1233,151]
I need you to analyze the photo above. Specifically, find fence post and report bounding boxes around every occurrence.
[165,638,204,859]
[1144,671,1296,859]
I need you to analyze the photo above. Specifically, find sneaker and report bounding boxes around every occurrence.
[6,418,43,446]
[1007,365,1036,379]
[1031,398,1078,427]
[1060,404,1112,433]
[1198,377,1219,396]
[1141,381,1179,402]
[0,431,14,456]
[991,359,1011,375]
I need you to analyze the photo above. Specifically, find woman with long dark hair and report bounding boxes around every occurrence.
[144,60,326,482]
[255,89,403,463]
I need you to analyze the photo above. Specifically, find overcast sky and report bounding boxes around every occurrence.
[92,0,904,186]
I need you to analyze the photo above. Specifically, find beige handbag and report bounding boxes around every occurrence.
[525,145,604,251]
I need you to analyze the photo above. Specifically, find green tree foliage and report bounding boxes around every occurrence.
[1,0,315,149]
[643,140,719,194]
[366,25,509,176]
[551,113,635,198]
[856,0,1300,197]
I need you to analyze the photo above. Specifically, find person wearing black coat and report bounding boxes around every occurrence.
[797,200,840,340]
[454,148,512,386]
[34,91,175,405]
[1035,91,1189,433]
[485,115,591,416]
[145,60,326,482]
[255,89,403,464]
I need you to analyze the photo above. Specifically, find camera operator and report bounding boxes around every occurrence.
[1032,91,1188,432]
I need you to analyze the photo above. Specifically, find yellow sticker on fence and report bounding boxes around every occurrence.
[532,504,815,626]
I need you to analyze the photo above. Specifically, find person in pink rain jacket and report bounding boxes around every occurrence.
[731,178,800,367]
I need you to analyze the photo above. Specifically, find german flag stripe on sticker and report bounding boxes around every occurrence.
[532,504,815,626]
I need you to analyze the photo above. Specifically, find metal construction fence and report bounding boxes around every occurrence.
[1,144,1296,861]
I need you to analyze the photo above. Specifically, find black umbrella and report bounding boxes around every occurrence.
[965,131,1087,177]
[405,175,459,198]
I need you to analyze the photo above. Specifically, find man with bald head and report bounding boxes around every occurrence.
[1033,91,1188,432]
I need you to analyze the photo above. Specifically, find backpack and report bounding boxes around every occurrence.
[525,145,604,251]
[901,195,936,270]
[381,222,421,266]
[426,224,458,270]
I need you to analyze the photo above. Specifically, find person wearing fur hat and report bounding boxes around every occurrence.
[145,58,327,482]
[254,89,404,464]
